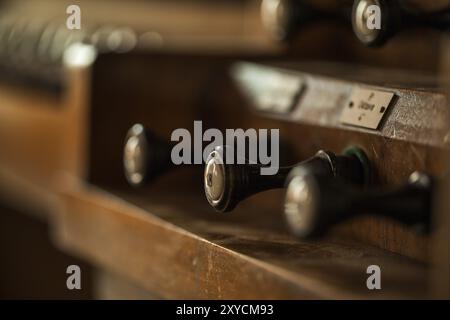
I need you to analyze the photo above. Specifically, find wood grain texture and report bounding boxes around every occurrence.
[236,62,450,148]
[54,178,429,300]
[0,0,448,301]
[86,54,448,261]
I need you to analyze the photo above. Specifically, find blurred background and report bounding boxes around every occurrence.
[0,0,449,299]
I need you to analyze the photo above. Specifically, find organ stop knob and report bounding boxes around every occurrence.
[285,170,434,239]
[352,0,450,46]
[204,146,369,212]
[261,0,351,41]
[123,124,172,186]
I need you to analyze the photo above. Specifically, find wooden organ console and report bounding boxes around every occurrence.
[0,0,449,300]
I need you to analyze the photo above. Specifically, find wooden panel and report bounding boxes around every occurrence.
[432,35,450,299]
[85,54,448,261]
[0,84,64,219]
[0,84,63,183]
[0,0,448,301]
[235,62,449,148]
[62,63,94,181]
[0,54,93,219]
[54,178,429,299]
[94,270,161,300]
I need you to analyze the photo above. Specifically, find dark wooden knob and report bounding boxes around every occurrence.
[352,0,396,47]
[123,124,172,186]
[204,147,368,212]
[352,0,450,47]
[261,0,303,41]
[285,170,434,239]
[261,0,351,41]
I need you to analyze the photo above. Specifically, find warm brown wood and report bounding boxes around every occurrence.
[2,0,445,72]
[4,0,276,53]
[0,84,64,219]
[94,270,161,300]
[432,36,450,299]
[224,63,450,262]
[238,62,449,149]
[0,85,63,183]
[85,54,448,261]
[54,177,429,300]
[62,62,94,181]
[0,55,94,220]
[1,0,448,301]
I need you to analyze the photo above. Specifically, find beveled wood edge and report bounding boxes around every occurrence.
[51,177,324,299]
[0,165,58,221]
[233,62,450,149]
[51,176,429,299]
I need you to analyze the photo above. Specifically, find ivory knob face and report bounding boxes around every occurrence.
[284,173,318,239]
[352,0,383,46]
[204,151,225,204]
[124,124,149,186]
[261,0,295,41]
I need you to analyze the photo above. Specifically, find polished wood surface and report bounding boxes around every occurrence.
[55,177,428,300]
[0,0,449,300]
[84,53,448,262]
[0,51,447,300]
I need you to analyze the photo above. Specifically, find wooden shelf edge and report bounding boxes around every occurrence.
[51,179,430,299]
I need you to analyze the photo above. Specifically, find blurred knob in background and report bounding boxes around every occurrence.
[204,146,369,212]
[261,0,352,41]
[352,0,397,47]
[123,124,172,187]
[352,0,450,47]
[285,170,434,239]
[261,0,300,41]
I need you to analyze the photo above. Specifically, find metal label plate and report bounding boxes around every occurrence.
[340,88,395,130]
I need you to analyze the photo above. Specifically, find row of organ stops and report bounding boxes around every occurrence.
[0,14,141,90]
[261,0,450,47]
[123,124,434,239]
